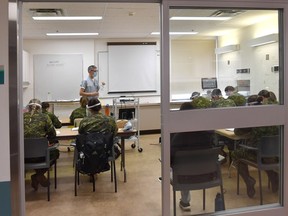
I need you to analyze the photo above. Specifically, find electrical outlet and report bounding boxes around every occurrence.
[271,65,279,72]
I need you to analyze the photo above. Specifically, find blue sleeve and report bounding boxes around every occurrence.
[80,80,87,89]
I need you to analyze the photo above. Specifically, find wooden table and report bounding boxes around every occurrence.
[56,127,137,182]
[59,117,73,126]
[215,129,246,141]
[215,129,248,177]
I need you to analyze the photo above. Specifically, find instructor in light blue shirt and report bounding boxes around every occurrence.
[80,65,100,100]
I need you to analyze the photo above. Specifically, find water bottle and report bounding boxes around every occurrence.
[214,192,225,211]
[105,104,110,116]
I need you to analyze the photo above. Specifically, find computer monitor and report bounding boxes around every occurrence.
[201,78,218,89]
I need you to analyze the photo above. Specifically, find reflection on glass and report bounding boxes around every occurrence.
[169,8,280,110]
[170,124,281,215]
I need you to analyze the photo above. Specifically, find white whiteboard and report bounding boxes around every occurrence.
[108,44,157,93]
[34,54,83,101]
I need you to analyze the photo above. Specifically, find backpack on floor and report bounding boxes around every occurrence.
[75,132,113,175]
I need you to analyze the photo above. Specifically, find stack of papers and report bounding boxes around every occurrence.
[226,128,234,132]
[72,127,79,131]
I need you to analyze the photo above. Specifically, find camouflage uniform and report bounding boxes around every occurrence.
[191,96,212,108]
[228,93,246,106]
[212,97,236,108]
[24,111,59,161]
[78,113,118,136]
[232,126,279,163]
[42,109,62,129]
[69,107,87,124]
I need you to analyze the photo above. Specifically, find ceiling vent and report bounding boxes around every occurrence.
[29,8,64,16]
[210,9,244,17]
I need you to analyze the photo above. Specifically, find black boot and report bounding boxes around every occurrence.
[238,162,256,198]
[266,170,279,193]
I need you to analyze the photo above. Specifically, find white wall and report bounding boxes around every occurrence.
[217,15,279,97]
[170,39,216,96]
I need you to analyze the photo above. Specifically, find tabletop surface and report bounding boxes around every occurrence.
[56,127,137,138]
[215,129,248,141]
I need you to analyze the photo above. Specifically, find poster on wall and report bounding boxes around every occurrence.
[34,54,83,101]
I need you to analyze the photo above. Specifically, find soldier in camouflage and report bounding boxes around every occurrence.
[231,95,279,198]
[211,88,236,165]
[24,99,60,191]
[211,88,236,108]
[258,89,278,104]
[41,102,62,128]
[228,93,246,106]
[78,98,118,136]
[69,96,88,124]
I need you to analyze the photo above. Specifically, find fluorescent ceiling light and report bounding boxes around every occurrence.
[33,16,102,21]
[46,33,99,36]
[249,33,278,47]
[151,32,198,35]
[215,44,240,54]
[170,17,231,21]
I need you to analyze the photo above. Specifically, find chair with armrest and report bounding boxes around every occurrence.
[170,147,225,216]
[24,137,58,201]
[236,135,280,205]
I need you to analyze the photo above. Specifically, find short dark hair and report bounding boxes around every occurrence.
[87,98,102,112]
[247,94,262,105]
[258,89,270,98]
[87,65,96,72]
[211,88,222,97]
[41,102,50,109]
[224,86,235,92]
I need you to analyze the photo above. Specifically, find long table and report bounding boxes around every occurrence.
[215,129,248,177]
[56,127,136,182]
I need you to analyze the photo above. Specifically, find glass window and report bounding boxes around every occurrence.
[169,8,280,111]
[170,125,282,215]
[167,7,282,215]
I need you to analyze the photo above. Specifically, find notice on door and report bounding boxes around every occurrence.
[0,65,4,84]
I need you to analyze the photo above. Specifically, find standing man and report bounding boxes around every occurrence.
[80,65,100,100]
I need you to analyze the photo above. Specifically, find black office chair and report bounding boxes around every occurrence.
[171,147,225,216]
[24,137,58,201]
[237,135,280,205]
[74,132,117,196]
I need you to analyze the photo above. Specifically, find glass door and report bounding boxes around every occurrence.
[161,0,287,215]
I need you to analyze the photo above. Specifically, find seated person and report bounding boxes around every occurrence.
[211,88,236,108]
[258,89,278,104]
[231,95,279,198]
[224,86,235,97]
[171,99,214,211]
[41,102,62,129]
[224,86,246,106]
[78,98,118,136]
[24,99,60,191]
[69,96,88,124]
[78,98,120,167]
[190,91,200,100]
